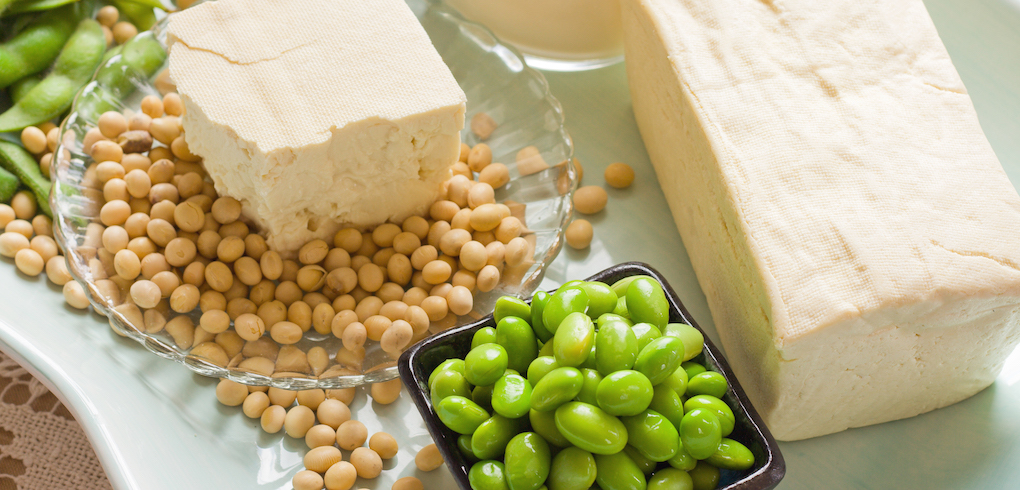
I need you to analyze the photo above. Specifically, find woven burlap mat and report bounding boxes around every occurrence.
[0,352,111,490]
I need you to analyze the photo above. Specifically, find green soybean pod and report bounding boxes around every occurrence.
[542,288,588,334]
[458,434,480,463]
[554,401,628,455]
[505,432,551,490]
[687,372,728,399]
[473,384,495,411]
[472,415,519,460]
[679,408,722,460]
[0,19,106,132]
[630,323,662,351]
[473,326,499,349]
[0,142,51,217]
[688,461,720,490]
[492,373,532,419]
[529,409,570,447]
[623,445,657,476]
[662,323,704,361]
[530,291,554,342]
[429,359,465,386]
[0,5,77,89]
[647,467,693,490]
[595,320,639,375]
[612,296,630,319]
[436,395,490,434]
[469,460,510,490]
[547,447,596,490]
[494,296,532,324]
[526,356,559,386]
[594,451,647,490]
[0,167,17,203]
[9,74,42,103]
[683,395,735,437]
[621,410,679,462]
[576,368,603,406]
[75,33,167,117]
[465,343,509,386]
[498,316,539,373]
[667,440,697,471]
[597,312,632,327]
[430,369,472,406]
[553,312,595,367]
[626,277,669,328]
[634,337,685,386]
[682,362,706,380]
[648,384,686,430]
[530,367,583,412]
[706,438,755,471]
[595,370,654,417]
[113,0,159,30]
[578,281,618,318]
[661,365,689,397]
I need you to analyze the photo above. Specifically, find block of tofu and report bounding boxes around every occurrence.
[166,0,466,255]
[623,0,1020,440]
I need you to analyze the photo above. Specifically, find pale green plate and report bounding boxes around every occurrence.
[0,0,1018,488]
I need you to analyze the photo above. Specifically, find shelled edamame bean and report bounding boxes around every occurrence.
[429,277,757,489]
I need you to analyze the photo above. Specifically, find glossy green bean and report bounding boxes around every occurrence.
[577,281,617,318]
[688,461,720,490]
[683,395,735,437]
[625,277,669,328]
[547,447,596,490]
[473,384,495,411]
[497,316,538,373]
[458,433,480,463]
[530,291,554,342]
[529,409,570,447]
[465,343,509,386]
[542,288,588,334]
[505,432,551,490]
[633,336,685,385]
[623,445,657,476]
[472,415,519,460]
[595,370,653,417]
[595,320,638,375]
[0,5,77,89]
[494,296,531,325]
[576,368,603,406]
[621,410,679,462]
[530,367,583,412]
[648,384,686,430]
[429,359,465,386]
[526,356,559,387]
[679,408,722,460]
[706,438,755,471]
[430,369,472,406]
[436,395,490,435]
[662,323,704,361]
[687,371,728,399]
[594,451,647,490]
[492,373,532,419]
[554,401,628,455]
[553,312,594,367]
[647,468,693,490]
[630,323,661,352]
[473,326,498,349]
[469,460,510,490]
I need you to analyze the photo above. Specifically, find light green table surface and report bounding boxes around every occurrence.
[1,0,1018,488]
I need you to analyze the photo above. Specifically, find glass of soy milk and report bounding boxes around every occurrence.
[443,0,624,71]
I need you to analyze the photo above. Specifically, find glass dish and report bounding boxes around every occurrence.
[50,0,576,389]
[399,262,786,490]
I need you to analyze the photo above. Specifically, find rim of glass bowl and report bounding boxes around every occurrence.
[50,0,577,390]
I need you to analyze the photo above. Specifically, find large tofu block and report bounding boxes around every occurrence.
[623,0,1020,440]
[167,0,466,255]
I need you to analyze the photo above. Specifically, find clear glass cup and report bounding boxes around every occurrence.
[442,0,624,71]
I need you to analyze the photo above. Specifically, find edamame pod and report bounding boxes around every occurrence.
[662,323,704,361]
[495,296,531,324]
[595,320,639,375]
[554,402,628,455]
[0,5,77,89]
[542,288,588,334]
[472,415,519,460]
[75,33,167,116]
[553,312,594,367]
[687,371,728,399]
[578,281,617,318]
[621,410,679,462]
[505,432,551,490]
[530,291,554,342]
[492,373,532,419]
[0,141,51,216]
[576,368,603,406]
[633,336,685,385]
[0,167,17,202]
[594,452,647,490]
[113,0,158,30]
[473,326,498,349]
[497,316,538,373]
[683,395,735,437]
[596,370,654,417]
[626,277,669,328]
[679,408,722,460]
[706,438,755,471]
[530,367,583,412]
[9,74,42,103]
[529,409,570,447]
[0,19,106,132]
[436,395,490,434]
[547,447,596,490]
[465,343,509,386]
[647,467,693,490]
[469,460,510,490]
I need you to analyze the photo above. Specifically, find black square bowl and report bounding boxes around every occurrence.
[398,262,785,489]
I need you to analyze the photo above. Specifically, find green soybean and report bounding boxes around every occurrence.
[613,296,630,318]
[661,366,689,397]
[429,359,465,386]
[553,312,594,367]
[555,280,585,293]
[473,384,495,411]
[634,336,685,385]
[597,312,632,327]
[530,367,583,412]
[492,373,532,419]
[648,384,686,430]
[626,277,669,328]
[647,468,693,490]
[458,434,480,463]
[688,461,720,490]
[611,275,652,298]
[538,339,554,357]
[526,356,558,386]
[576,368,603,406]
[529,409,570,447]
[595,320,639,375]
[683,395,735,437]
[495,296,531,325]
[594,451,647,490]
[0,19,106,132]
[621,410,679,462]
[687,372,728,399]
[430,369,472,406]
[554,402,628,455]
[505,432,551,490]
[706,438,755,471]
[667,440,697,471]
[530,291,554,342]
[547,447,596,490]
[679,408,722,460]
[630,323,662,351]
[0,5,77,89]
[581,345,598,370]
[542,288,588,334]
[595,370,654,417]
[436,395,490,434]
[623,445,657,476]
[469,460,510,490]
[662,323,704,361]
[578,281,617,318]
[465,343,509,386]
[473,326,498,349]
[472,415,518,460]
[682,361,706,380]
[0,141,51,216]
[497,316,538,373]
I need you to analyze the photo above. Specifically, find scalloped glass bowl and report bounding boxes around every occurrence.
[51,0,575,389]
